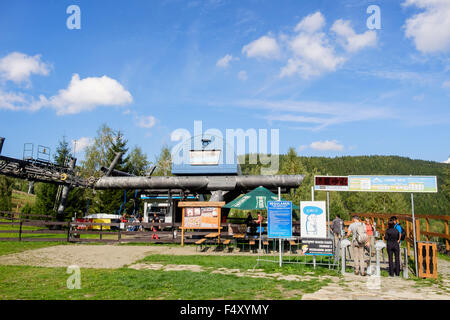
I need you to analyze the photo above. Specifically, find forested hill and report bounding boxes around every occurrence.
[296,155,446,183]
[240,153,450,217]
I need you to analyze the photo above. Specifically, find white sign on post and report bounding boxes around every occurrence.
[300,201,327,239]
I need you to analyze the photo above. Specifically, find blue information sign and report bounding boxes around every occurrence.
[268,201,292,239]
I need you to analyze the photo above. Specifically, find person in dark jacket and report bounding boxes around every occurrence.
[384,219,401,276]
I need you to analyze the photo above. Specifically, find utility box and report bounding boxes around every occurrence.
[417,241,438,279]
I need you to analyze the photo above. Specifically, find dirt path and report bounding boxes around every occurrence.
[301,258,450,300]
[0,244,260,268]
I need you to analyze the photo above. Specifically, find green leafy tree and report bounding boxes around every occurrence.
[80,124,115,178]
[33,136,72,215]
[443,166,450,201]
[153,145,172,176]
[126,146,150,176]
[95,131,133,215]
[0,176,13,211]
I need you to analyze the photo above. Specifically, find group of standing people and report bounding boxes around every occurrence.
[331,214,403,277]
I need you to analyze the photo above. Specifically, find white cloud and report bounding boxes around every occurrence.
[294,11,325,33]
[72,137,94,152]
[443,156,450,164]
[331,19,377,52]
[37,74,133,115]
[0,52,50,84]
[403,0,450,53]
[281,14,345,78]
[310,140,344,151]
[0,89,28,111]
[238,11,379,80]
[136,115,157,128]
[237,70,248,81]
[216,54,236,68]
[442,81,450,89]
[228,98,394,130]
[242,35,281,59]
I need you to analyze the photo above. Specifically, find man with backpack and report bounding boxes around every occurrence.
[331,214,344,253]
[391,216,406,243]
[346,215,368,276]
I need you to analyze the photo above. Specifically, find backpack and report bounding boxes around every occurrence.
[354,222,368,246]
[396,223,406,241]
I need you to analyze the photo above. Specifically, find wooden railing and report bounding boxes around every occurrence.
[1,211,448,252]
[344,213,450,255]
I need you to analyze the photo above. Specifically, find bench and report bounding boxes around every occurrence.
[195,238,207,251]
[248,239,257,253]
[289,240,299,253]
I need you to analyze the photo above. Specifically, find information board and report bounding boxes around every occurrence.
[299,238,334,256]
[314,175,438,193]
[300,201,327,239]
[267,201,292,239]
[348,176,438,193]
[183,207,220,229]
[314,176,349,191]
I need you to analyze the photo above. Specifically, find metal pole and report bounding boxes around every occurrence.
[327,191,330,237]
[411,193,418,276]
[278,187,282,267]
[259,217,262,252]
[311,186,314,201]
[279,239,282,267]
[341,245,346,275]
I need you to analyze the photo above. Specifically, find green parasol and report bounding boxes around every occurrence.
[223,186,299,210]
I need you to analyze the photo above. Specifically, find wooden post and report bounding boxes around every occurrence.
[415,219,421,242]
[100,224,103,240]
[19,221,23,241]
[218,207,221,245]
[425,218,429,241]
[67,221,71,242]
[406,220,410,256]
[181,208,185,246]
[445,220,449,252]
[118,227,121,242]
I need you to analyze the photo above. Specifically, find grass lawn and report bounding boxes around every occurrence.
[0,241,334,300]
[139,254,338,276]
[0,241,66,256]
[0,264,332,300]
[0,219,118,241]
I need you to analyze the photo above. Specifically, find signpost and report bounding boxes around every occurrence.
[300,201,327,239]
[268,200,292,267]
[314,175,438,276]
[315,175,438,193]
[178,201,224,246]
[299,238,334,256]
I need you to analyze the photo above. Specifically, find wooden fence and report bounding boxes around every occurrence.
[343,213,450,255]
[0,211,448,253]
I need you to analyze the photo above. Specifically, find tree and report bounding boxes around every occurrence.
[80,124,115,178]
[127,146,150,176]
[96,131,131,214]
[33,136,73,215]
[443,166,450,201]
[0,176,13,211]
[153,145,172,176]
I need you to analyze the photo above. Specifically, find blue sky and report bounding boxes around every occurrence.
[0,0,449,165]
